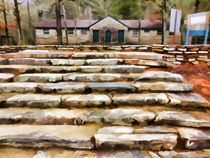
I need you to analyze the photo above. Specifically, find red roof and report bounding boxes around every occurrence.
[35,19,164,29]
[36,19,96,28]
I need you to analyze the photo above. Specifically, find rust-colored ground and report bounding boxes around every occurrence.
[168,63,210,102]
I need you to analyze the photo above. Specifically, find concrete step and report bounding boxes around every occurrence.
[0,125,97,149]
[0,107,209,128]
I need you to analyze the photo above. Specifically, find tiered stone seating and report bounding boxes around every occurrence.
[0,49,209,157]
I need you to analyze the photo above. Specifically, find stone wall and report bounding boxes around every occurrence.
[35,27,181,45]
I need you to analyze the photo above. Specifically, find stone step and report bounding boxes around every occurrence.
[1,92,208,108]
[0,51,72,58]
[1,94,111,108]
[0,82,194,94]
[159,150,210,158]
[0,58,168,68]
[95,128,178,150]
[125,59,168,67]
[14,73,64,83]
[0,73,15,82]
[113,93,209,108]
[1,148,210,158]
[133,71,184,82]
[0,108,86,125]
[178,128,210,150]
[0,125,97,149]
[0,65,147,74]
[155,111,210,128]
[0,107,210,128]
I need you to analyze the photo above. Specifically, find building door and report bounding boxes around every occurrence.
[105,30,111,43]
[93,30,99,43]
[118,30,124,43]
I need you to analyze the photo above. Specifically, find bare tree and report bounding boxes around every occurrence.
[13,0,22,44]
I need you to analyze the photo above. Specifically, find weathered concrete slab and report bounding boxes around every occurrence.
[159,150,210,158]
[134,71,184,82]
[168,93,210,107]
[62,94,111,107]
[51,59,85,66]
[63,73,123,82]
[9,58,51,66]
[5,94,61,108]
[0,82,38,93]
[86,59,124,65]
[82,108,156,125]
[113,93,169,106]
[0,73,15,82]
[155,111,210,128]
[14,74,63,83]
[72,52,105,59]
[87,82,134,92]
[134,82,193,92]
[0,108,86,125]
[38,82,86,94]
[114,52,163,60]
[0,125,96,149]
[178,128,210,149]
[104,65,147,73]
[94,133,177,150]
[78,66,103,73]
[125,59,168,67]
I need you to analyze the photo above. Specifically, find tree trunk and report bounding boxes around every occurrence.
[195,0,200,13]
[161,2,167,45]
[74,19,78,45]
[2,0,9,44]
[62,5,68,45]
[13,0,22,44]
[27,0,35,45]
[56,0,63,45]
[181,15,185,45]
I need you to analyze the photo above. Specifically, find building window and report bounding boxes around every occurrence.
[169,32,174,35]
[68,29,74,34]
[81,29,87,34]
[157,30,162,35]
[43,29,49,34]
[133,29,139,35]
[144,29,150,33]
